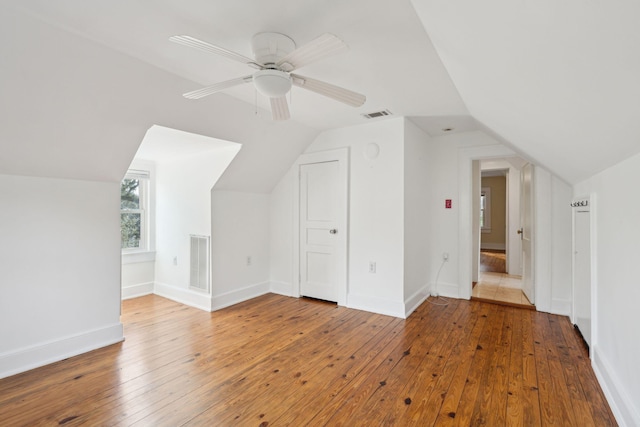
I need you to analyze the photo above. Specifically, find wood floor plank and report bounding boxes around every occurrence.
[469,305,508,426]
[321,299,461,426]
[432,303,491,426]
[369,300,473,424]
[394,299,484,425]
[557,317,617,426]
[271,316,406,426]
[0,294,618,426]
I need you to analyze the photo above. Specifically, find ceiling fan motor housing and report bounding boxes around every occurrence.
[251,32,296,65]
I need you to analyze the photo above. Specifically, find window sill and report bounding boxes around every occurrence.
[122,251,156,265]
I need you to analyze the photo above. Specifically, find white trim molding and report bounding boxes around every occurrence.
[122,282,154,300]
[270,280,294,297]
[404,285,430,318]
[348,293,405,318]
[212,281,270,311]
[592,345,640,426]
[0,323,124,380]
[154,282,212,311]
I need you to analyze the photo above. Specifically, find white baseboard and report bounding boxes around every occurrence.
[550,298,571,316]
[0,323,124,380]
[122,282,154,300]
[592,345,639,427]
[480,243,506,251]
[154,282,212,311]
[347,293,405,318]
[404,285,430,318]
[212,281,270,311]
[430,281,460,299]
[270,280,294,297]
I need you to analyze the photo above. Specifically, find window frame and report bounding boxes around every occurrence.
[121,169,150,253]
[480,186,492,233]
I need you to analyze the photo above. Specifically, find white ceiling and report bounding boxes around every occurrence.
[13,0,469,131]
[136,126,240,163]
[411,0,640,184]
[6,0,640,185]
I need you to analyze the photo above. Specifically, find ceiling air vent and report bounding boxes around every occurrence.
[362,109,392,120]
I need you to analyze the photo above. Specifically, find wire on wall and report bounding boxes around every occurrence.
[428,258,450,306]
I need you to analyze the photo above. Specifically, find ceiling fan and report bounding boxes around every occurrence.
[170,32,366,120]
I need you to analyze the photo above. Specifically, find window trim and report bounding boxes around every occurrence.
[121,169,150,253]
[480,186,492,233]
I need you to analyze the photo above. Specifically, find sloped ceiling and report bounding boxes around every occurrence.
[11,0,468,130]
[411,0,640,184]
[0,4,318,191]
[4,0,638,187]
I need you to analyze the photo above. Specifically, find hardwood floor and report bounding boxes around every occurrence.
[0,294,616,426]
[480,250,507,273]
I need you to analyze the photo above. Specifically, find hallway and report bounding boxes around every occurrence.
[472,251,534,308]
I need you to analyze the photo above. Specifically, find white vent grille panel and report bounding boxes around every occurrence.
[362,110,392,119]
[190,235,210,292]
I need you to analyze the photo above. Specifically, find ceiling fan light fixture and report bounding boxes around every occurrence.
[253,69,292,98]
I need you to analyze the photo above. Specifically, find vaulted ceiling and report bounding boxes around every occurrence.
[3,0,639,186]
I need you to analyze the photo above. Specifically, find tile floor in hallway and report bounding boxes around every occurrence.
[472,271,534,306]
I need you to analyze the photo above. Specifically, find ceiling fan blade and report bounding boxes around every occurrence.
[270,97,290,121]
[276,33,348,72]
[183,75,253,99]
[170,35,263,69]
[291,74,366,107]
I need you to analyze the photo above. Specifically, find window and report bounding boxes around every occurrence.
[121,170,149,251]
[480,187,492,233]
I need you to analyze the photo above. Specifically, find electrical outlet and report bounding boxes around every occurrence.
[369,262,376,273]
[246,256,252,266]
[442,252,449,261]
[173,256,178,266]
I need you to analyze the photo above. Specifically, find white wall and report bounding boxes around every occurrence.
[269,169,295,297]
[403,120,432,314]
[154,147,239,310]
[211,190,271,310]
[549,174,572,313]
[427,131,499,297]
[121,261,155,299]
[425,131,572,315]
[0,175,123,378]
[574,152,640,426]
[303,118,406,317]
[270,118,408,317]
[0,4,314,379]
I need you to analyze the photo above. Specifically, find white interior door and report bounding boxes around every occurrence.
[299,161,341,302]
[520,163,535,304]
[573,203,591,347]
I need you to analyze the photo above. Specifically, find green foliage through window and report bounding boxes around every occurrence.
[121,178,143,249]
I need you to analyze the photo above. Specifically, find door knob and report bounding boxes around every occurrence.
[517,228,523,234]
[329,229,338,234]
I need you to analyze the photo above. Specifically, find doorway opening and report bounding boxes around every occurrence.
[120,125,241,311]
[470,158,534,309]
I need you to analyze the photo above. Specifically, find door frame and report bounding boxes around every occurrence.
[520,162,535,304]
[293,148,349,306]
[571,195,595,353]
[459,144,517,299]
